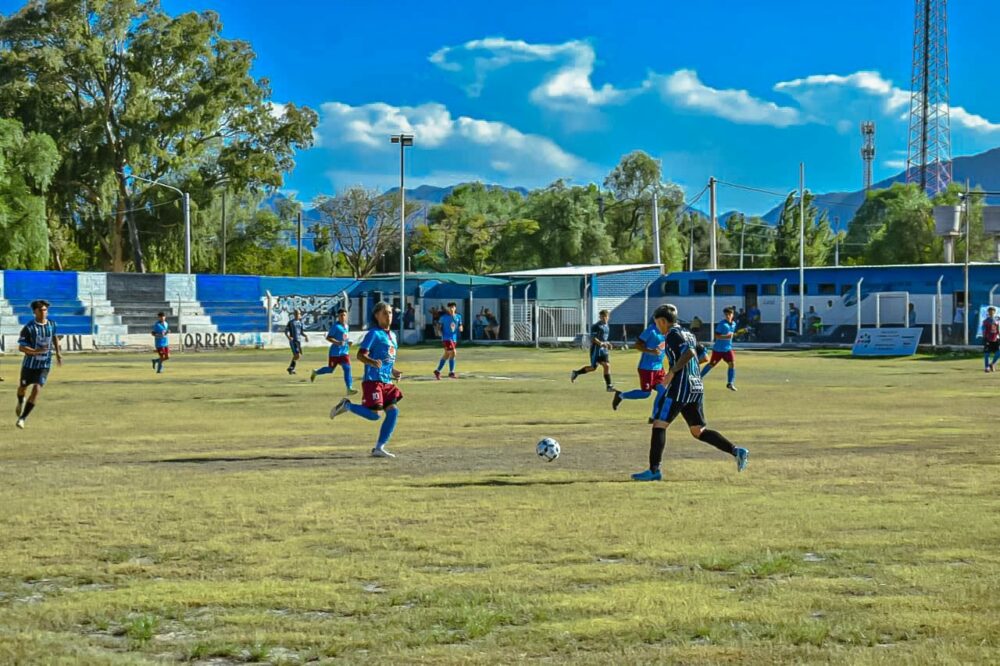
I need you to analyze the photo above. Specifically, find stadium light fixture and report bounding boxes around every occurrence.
[390,134,414,343]
[122,171,191,274]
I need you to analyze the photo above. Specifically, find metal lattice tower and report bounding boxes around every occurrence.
[905,0,951,196]
[861,121,876,191]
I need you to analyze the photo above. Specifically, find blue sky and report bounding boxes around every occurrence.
[5,0,1000,213]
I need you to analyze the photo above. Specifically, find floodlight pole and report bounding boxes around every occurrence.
[391,133,414,343]
[123,171,191,273]
[963,180,971,346]
[798,163,806,336]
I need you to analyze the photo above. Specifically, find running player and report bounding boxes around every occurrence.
[571,309,615,392]
[611,315,666,411]
[434,302,463,379]
[284,309,309,375]
[311,309,358,394]
[983,306,1000,372]
[151,311,169,374]
[15,300,62,429]
[630,304,748,481]
[329,302,403,458]
[701,306,738,390]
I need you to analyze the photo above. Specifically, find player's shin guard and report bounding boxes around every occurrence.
[649,427,666,472]
[347,403,380,421]
[20,401,35,420]
[343,365,353,389]
[603,373,612,387]
[377,408,398,447]
[700,364,713,378]
[698,429,737,456]
[727,367,736,384]
[621,389,651,400]
[435,358,446,372]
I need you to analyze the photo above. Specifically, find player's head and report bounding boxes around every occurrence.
[652,303,678,333]
[30,299,49,320]
[157,311,166,321]
[989,306,997,316]
[446,302,457,314]
[723,306,735,321]
[373,301,393,329]
[293,309,302,320]
[598,309,609,323]
[337,308,348,324]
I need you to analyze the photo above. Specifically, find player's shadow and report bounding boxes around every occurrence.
[148,454,353,464]
[413,477,629,488]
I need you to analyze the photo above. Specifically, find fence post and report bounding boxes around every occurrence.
[856,278,864,334]
[507,284,514,341]
[780,278,787,344]
[265,290,273,346]
[533,300,540,349]
[709,279,717,343]
[936,276,943,345]
[875,293,881,329]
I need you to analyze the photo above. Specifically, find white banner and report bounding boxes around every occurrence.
[852,328,922,356]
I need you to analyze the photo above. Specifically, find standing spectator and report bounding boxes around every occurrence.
[403,303,415,330]
[908,303,917,328]
[786,303,800,338]
[484,309,500,340]
[953,304,965,343]
[430,306,443,338]
[983,306,1000,372]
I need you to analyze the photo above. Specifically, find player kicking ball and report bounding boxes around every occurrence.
[329,302,403,458]
[571,309,615,392]
[701,306,739,391]
[434,302,463,379]
[311,309,358,395]
[630,304,748,481]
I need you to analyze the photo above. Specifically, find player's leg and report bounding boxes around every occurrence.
[701,353,720,378]
[331,380,381,421]
[726,355,737,390]
[18,381,43,427]
[991,345,1000,370]
[448,348,457,377]
[686,400,748,471]
[434,343,447,378]
[341,360,357,394]
[312,356,335,382]
[599,360,613,391]
[288,342,300,374]
[632,392,676,480]
[372,385,403,457]
[985,345,992,372]
[157,347,168,373]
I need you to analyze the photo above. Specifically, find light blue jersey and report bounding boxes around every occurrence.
[637,324,665,371]
[152,321,169,349]
[328,322,350,357]
[359,327,397,383]
[440,313,462,342]
[713,320,736,353]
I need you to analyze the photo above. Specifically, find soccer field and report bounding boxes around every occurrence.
[1,346,998,664]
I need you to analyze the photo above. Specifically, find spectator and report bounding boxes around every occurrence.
[908,303,917,328]
[430,306,443,338]
[403,303,415,330]
[953,304,965,343]
[806,305,822,335]
[484,308,500,340]
[473,313,486,340]
[690,316,703,336]
[786,303,800,338]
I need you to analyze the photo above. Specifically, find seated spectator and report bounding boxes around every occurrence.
[484,308,500,340]
[806,306,822,335]
[473,313,486,340]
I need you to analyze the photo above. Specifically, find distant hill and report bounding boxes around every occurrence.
[384,183,530,204]
[761,147,1000,225]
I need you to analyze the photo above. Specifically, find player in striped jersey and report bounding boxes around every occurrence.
[284,309,309,375]
[630,304,748,481]
[15,300,62,429]
[570,309,615,391]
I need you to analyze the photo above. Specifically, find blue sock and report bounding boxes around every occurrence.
[343,365,353,389]
[727,367,736,384]
[315,366,333,375]
[436,358,446,372]
[448,358,456,373]
[157,360,163,372]
[347,403,380,421]
[701,364,713,378]
[621,389,652,400]
[987,354,993,370]
[377,408,398,447]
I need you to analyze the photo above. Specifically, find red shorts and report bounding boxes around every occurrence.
[328,355,351,368]
[157,347,170,360]
[361,381,403,410]
[442,340,457,351]
[637,369,666,392]
[710,350,735,364]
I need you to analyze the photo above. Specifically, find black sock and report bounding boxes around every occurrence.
[576,366,590,375]
[17,395,25,406]
[290,360,297,369]
[698,428,736,456]
[604,373,612,386]
[21,401,35,420]
[649,427,666,471]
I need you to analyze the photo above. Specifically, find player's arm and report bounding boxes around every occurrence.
[634,335,660,355]
[356,347,382,368]
[53,331,63,366]
[715,325,734,340]
[17,327,36,355]
[663,348,696,381]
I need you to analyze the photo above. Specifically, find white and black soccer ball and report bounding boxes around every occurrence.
[536,437,560,462]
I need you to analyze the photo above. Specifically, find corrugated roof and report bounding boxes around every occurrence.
[491,264,662,278]
[367,272,512,286]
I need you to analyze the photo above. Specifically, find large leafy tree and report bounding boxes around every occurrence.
[522,181,612,267]
[0,118,60,268]
[0,0,317,271]
[773,191,834,267]
[722,214,775,269]
[843,183,939,265]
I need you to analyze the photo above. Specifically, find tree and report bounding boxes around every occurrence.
[522,181,612,267]
[0,0,317,271]
[0,118,60,269]
[773,191,834,267]
[843,183,940,265]
[722,214,775,269]
[314,188,416,278]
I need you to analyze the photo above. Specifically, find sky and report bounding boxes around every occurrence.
[5,0,1000,214]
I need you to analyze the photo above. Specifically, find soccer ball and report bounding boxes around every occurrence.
[536,437,560,462]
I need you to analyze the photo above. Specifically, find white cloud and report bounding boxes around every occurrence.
[313,100,591,189]
[650,69,803,127]
[949,106,1000,133]
[430,37,633,109]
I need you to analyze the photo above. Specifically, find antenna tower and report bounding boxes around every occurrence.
[861,121,876,191]
[905,0,951,196]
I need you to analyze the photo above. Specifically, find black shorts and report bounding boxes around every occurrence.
[589,346,609,368]
[19,366,50,388]
[986,340,1000,354]
[652,392,706,427]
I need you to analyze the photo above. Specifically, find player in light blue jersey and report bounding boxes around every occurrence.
[611,319,666,411]
[434,302,463,379]
[284,309,309,375]
[330,302,404,458]
[15,300,62,429]
[151,312,170,374]
[310,309,358,395]
[701,306,739,391]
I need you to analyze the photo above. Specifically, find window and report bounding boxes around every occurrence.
[716,284,736,296]
[761,284,779,296]
[690,280,709,295]
[818,283,837,295]
[661,280,679,296]
[789,283,801,294]
[841,284,853,296]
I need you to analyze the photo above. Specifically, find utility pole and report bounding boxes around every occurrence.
[708,177,718,269]
[390,133,414,343]
[799,163,806,336]
[221,189,227,275]
[739,214,746,269]
[296,210,303,277]
[651,186,661,266]
[834,215,840,267]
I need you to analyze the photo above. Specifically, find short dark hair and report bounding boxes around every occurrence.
[599,309,609,316]
[157,311,165,317]
[723,306,735,315]
[447,302,457,308]
[337,309,348,316]
[30,299,50,311]
[652,304,678,323]
[373,301,392,316]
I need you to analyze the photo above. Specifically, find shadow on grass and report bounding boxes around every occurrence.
[148,454,353,464]
[412,477,630,488]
